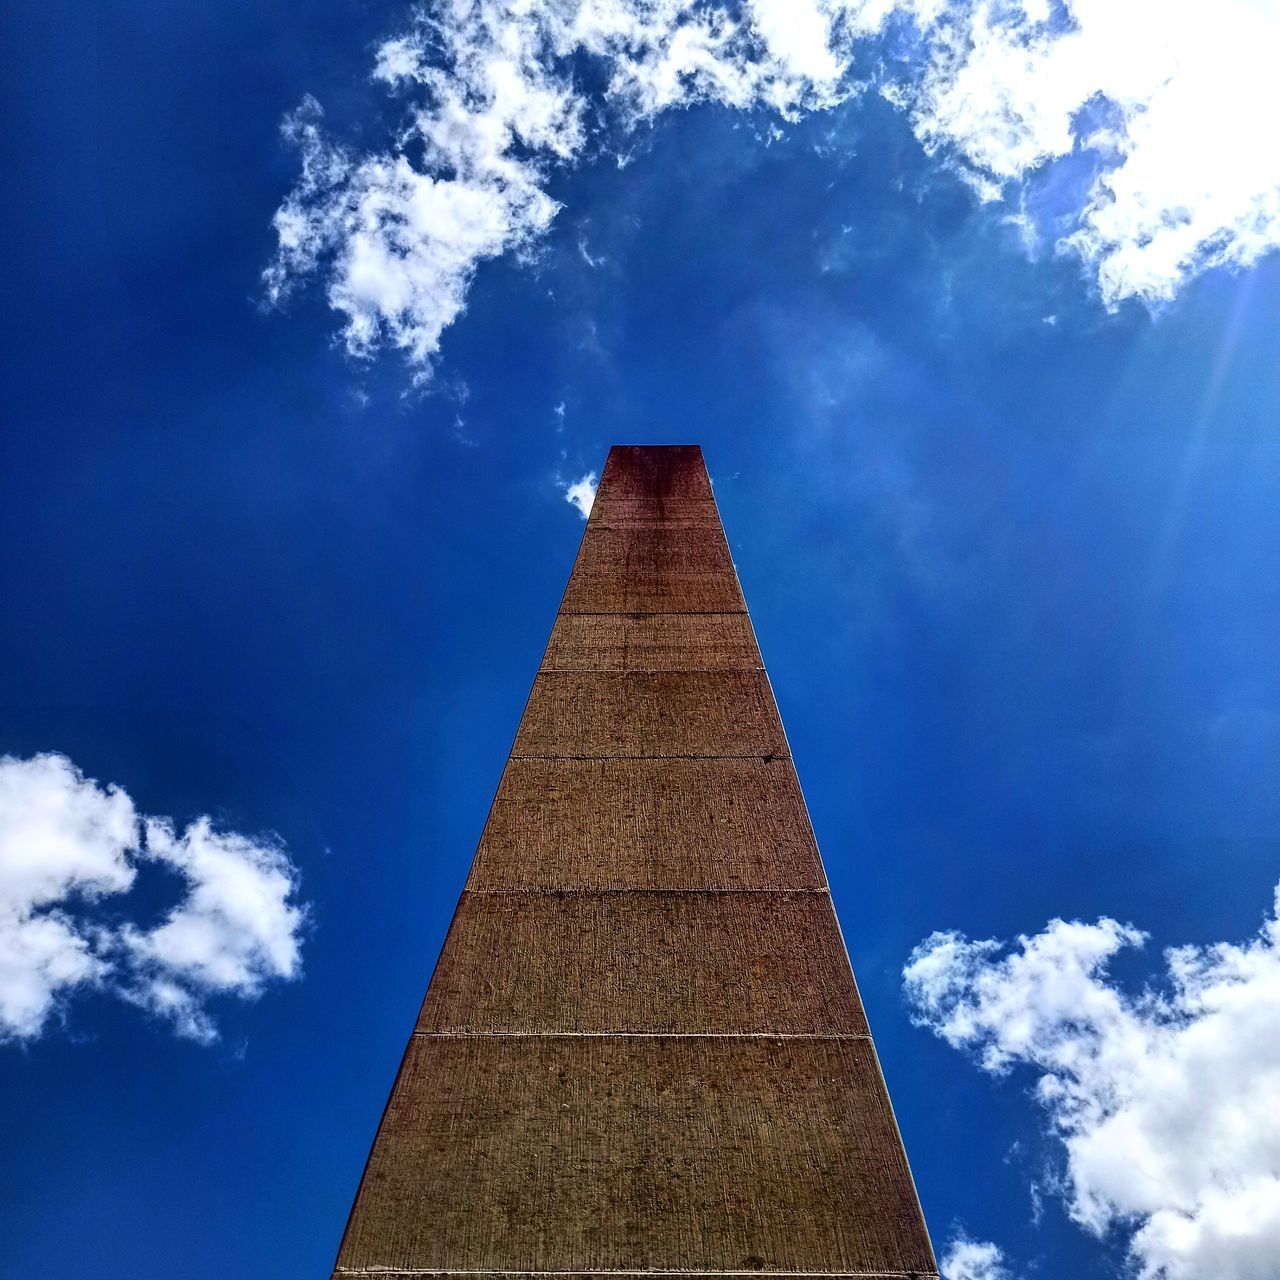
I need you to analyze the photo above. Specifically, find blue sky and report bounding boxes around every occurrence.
[2,2,1280,1278]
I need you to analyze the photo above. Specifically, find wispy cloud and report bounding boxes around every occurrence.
[266,0,1280,374]
[560,469,598,518]
[0,753,307,1045]
[577,238,606,269]
[904,885,1280,1280]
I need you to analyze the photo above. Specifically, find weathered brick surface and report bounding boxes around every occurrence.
[514,671,789,758]
[561,570,744,614]
[595,444,714,501]
[571,524,738,578]
[332,446,937,1280]
[336,1273,929,1278]
[417,890,868,1035]
[337,1036,933,1276]
[560,525,744,614]
[589,496,722,527]
[336,1274,926,1279]
[542,612,762,673]
[467,758,824,891]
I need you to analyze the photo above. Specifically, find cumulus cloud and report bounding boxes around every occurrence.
[119,819,305,1043]
[904,886,1280,1280]
[266,0,1280,370]
[0,754,136,1040]
[561,469,598,518]
[263,0,851,374]
[940,1234,1012,1280]
[0,753,307,1045]
[905,0,1280,307]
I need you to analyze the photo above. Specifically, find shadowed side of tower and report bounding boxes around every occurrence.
[332,446,937,1280]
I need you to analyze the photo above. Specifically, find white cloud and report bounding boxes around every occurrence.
[0,753,308,1045]
[904,886,1280,1280]
[264,0,847,373]
[903,0,1280,307]
[561,469,598,518]
[263,93,561,372]
[267,0,1280,369]
[0,754,136,1040]
[119,819,305,1044]
[577,238,605,269]
[940,1234,1012,1280]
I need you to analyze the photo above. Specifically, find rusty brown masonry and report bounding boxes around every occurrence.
[331,445,938,1280]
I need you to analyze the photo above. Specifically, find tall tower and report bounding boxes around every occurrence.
[333,446,936,1280]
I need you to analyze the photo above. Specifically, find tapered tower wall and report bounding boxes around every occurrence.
[332,445,936,1280]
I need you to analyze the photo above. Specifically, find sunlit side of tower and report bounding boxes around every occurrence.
[332,445,936,1279]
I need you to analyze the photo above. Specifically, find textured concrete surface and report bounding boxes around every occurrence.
[590,497,723,527]
[514,671,789,758]
[337,1037,934,1276]
[417,890,869,1035]
[541,612,762,673]
[559,524,744,613]
[332,445,937,1279]
[467,758,826,891]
